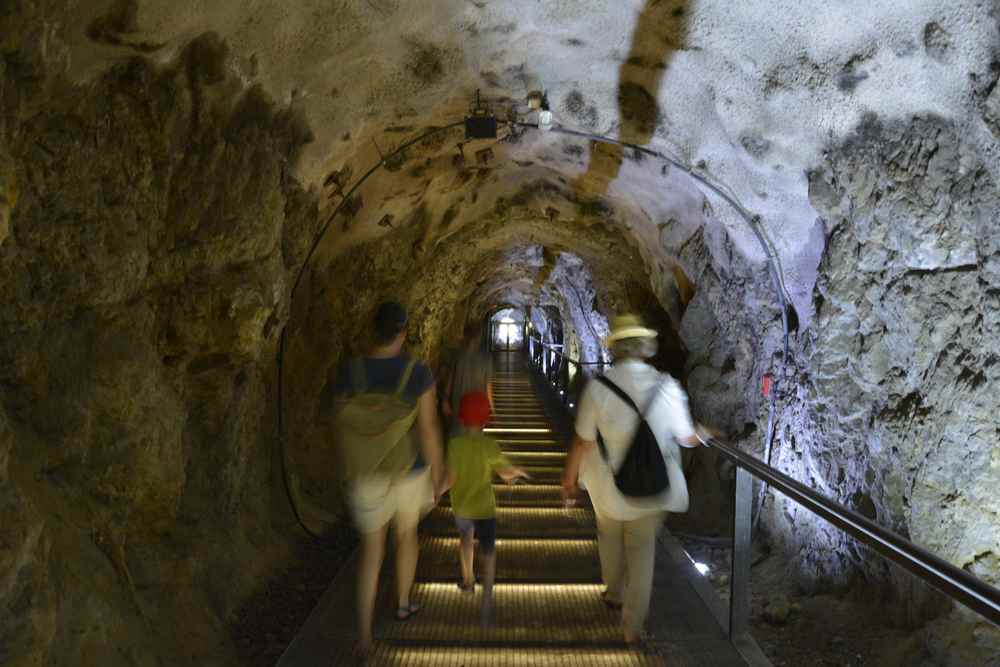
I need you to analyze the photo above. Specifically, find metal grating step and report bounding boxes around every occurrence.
[503,451,567,468]
[513,465,564,482]
[495,439,563,452]
[378,583,620,644]
[358,645,669,666]
[439,483,571,507]
[424,506,596,538]
[416,536,601,582]
[483,428,556,436]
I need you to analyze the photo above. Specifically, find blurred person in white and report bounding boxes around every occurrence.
[561,313,717,644]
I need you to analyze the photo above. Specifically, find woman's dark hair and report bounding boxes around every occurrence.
[373,301,408,344]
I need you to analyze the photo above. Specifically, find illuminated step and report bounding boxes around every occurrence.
[493,483,576,506]
[354,646,666,666]
[515,465,564,482]
[489,414,550,420]
[416,536,600,582]
[441,483,578,507]
[503,451,566,467]
[483,427,554,435]
[488,421,552,429]
[491,414,548,420]
[491,405,546,411]
[378,583,619,644]
[495,439,562,451]
[424,506,595,538]
[495,432,564,441]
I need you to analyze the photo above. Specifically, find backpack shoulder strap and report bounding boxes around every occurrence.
[594,375,638,465]
[349,358,368,394]
[595,375,639,413]
[394,358,418,398]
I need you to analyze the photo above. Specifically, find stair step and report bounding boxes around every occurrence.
[494,439,562,451]
[483,427,555,436]
[357,645,666,666]
[491,412,547,416]
[503,451,566,467]
[488,422,552,430]
[416,536,600,582]
[438,483,585,507]
[515,465,564,482]
[378,583,620,644]
[424,506,595,538]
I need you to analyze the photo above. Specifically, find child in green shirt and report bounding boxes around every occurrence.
[447,391,529,621]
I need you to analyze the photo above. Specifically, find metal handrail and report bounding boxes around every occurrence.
[522,345,1000,634]
[527,334,604,367]
[706,437,1000,628]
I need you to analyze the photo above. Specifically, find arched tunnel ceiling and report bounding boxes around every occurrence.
[63,0,1000,324]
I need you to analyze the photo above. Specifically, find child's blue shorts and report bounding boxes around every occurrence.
[454,516,497,554]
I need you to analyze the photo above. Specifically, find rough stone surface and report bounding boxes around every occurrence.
[0,16,319,665]
[763,595,791,625]
[769,114,999,658]
[2,0,1000,665]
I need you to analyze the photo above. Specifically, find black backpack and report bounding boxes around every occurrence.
[594,375,670,499]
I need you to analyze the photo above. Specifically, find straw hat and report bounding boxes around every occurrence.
[603,313,658,346]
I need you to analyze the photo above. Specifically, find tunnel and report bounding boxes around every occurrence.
[1,1,999,665]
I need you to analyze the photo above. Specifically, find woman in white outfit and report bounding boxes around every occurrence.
[561,314,713,644]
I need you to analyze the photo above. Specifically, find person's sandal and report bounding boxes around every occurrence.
[457,581,475,594]
[395,602,420,621]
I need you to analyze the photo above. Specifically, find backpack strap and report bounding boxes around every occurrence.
[593,374,671,464]
[595,376,639,412]
[596,375,667,417]
[394,358,418,398]
[349,358,368,394]
[594,376,636,464]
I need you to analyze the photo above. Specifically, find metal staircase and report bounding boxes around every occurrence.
[278,351,749,665]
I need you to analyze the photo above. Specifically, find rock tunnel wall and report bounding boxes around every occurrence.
[283,199,676,512]
[671,111,1000,658]
[0,22,319,665]
[777,116,999,648]
[1,1,999,664]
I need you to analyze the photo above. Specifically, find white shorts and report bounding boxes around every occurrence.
[348,468,434,533]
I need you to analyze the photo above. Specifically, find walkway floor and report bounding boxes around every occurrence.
[278,352,750,665]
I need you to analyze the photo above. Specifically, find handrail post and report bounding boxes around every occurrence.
[730,466,752,639]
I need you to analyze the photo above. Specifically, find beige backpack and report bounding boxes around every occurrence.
[334,358,419,480]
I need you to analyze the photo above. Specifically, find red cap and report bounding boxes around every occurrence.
[459,391,491,427]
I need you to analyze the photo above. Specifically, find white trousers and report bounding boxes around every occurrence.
[595,510,665,635]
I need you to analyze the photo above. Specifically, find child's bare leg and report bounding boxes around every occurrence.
[459,530,476,587]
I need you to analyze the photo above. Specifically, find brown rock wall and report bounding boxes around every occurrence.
[0,24,319,665]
